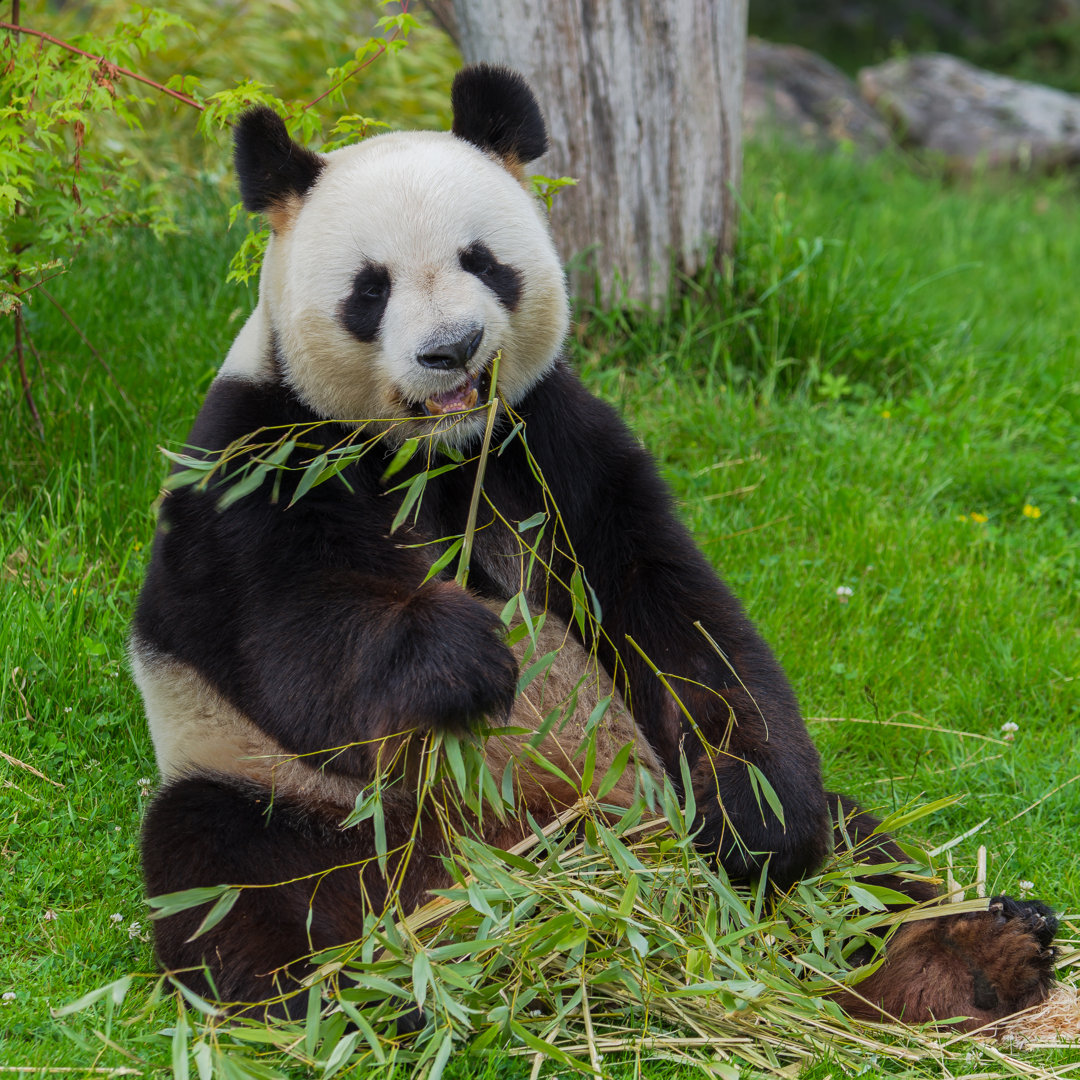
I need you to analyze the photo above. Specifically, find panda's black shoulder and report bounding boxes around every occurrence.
[185,375,321,454]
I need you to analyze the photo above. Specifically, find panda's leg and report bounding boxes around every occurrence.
[829,793,1058,1029]
[142,772,449,1016]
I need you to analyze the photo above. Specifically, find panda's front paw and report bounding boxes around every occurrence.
[398,582,518,731]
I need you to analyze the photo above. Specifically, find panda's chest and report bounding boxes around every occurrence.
[388,453,547,601]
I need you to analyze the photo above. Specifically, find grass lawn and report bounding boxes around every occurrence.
[0,138,1077,1076]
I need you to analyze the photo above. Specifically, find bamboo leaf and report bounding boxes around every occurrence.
[517,649,559,695]
[569,567,588,638]
[411,948,431,1011]
[380,436,419,481]
[171,1009,190,1080]
[517,510,546,532]
[288,452,328,505]
[185,886,241,941]
[147,884,232,919]
[596,740,635,800]
[420,537,463,585]
[51,976,132,1018]
[216,463,271,511]
[390,471,427,533]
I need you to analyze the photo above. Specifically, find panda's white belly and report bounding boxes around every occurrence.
[130,610,662,817]
[130,638,368,809]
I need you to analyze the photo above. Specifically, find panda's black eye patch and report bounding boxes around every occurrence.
[341,264,391,343]
[460,242,522,311]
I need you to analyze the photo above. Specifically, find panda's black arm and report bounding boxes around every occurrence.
[489,363,831,885]
[134,379,519,777]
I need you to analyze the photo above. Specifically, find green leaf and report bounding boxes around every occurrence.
[216,464,270,511]
[171,1009,190,1080]
[517,511,546,532]
[428,1030,454,1080]
[304,983,322,1058]
[748,763,785,828]
[51,976,132,1018]
[381,437,419,481]
[517,649,559,695]
[147,884,232,919]
[411,948,431,1011]
[185,886,241,941]
[390,471,427,533]
[596,740,635,800]
[846,883,889,911]
[875,794,962,834]
[569,567,588,638]
[421,537,463,585]
[289,452,329,505]
[322,1031,360,1079]
[163,467,213,492]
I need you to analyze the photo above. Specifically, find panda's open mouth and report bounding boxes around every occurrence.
[419,363,493,417]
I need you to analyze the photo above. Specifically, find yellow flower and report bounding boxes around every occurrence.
[970,512,988,524]
[1022,504,1042,519]
[880,410,891,419]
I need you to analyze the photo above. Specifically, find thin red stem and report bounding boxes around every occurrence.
[0,20,204,110]
[304,0,409,111]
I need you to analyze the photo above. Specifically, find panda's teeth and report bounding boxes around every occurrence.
[422,375,481,416]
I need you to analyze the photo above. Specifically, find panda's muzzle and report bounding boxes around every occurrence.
[415,328,491,416]
[417,328,483,372]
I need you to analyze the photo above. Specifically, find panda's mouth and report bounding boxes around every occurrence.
[419,364,493,417]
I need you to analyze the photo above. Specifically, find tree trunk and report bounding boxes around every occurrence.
[451,0,748,307]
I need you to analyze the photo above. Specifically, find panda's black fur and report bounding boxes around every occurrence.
[135,64,1058,1026]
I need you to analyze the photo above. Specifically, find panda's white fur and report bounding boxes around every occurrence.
[221,132,568,447]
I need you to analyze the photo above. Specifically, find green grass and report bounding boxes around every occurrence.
[1,140,1078,1076]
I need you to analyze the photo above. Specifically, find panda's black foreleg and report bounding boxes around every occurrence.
[142,772,450,1014]
[485,366,836,889]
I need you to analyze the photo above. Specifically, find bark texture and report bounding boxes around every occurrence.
[453,0,748,306]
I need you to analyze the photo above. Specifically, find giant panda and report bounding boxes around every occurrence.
[133,63,1058,1028]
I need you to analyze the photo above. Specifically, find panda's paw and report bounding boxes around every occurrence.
[400,583,518,730]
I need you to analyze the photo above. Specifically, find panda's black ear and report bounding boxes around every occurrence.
[451,64,548,177]
[233,106,325,219]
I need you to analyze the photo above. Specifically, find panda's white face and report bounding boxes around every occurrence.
[238,130,569,447]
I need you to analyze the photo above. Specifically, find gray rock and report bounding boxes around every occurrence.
[859,53,1080,169]
[744,38,894,153]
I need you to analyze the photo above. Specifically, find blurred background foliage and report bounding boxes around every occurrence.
[28,0,458,178]
[3,0,458,281]
[749,0,1080,92]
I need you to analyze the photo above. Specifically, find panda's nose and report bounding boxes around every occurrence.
[416,328,484,370]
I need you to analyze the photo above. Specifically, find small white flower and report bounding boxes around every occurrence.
[1001,721,1019,732]
[114,826,121,832]
[1019,880,1035,897]
[2,992,15,1002]
[63,707,72,714]
[43,910,57,922]
[109,913,123,924]
[127,921,142,938]
[836,585,853,604]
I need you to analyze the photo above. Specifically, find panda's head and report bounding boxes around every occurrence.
[227,64,569,447]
